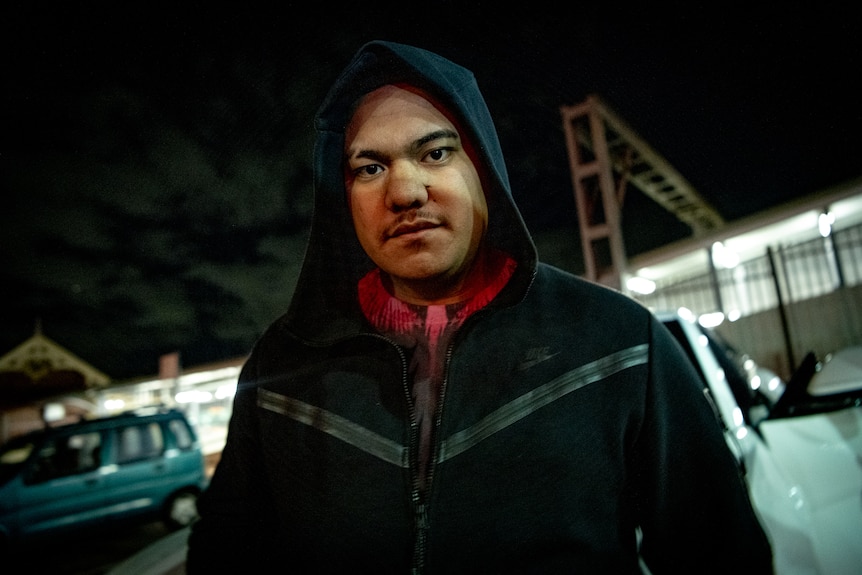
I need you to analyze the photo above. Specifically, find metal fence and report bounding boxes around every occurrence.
[635,222,862,319]
[633,222,862,378]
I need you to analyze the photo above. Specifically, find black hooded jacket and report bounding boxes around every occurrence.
[187,41,773,574]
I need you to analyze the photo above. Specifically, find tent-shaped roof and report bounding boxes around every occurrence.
[0,328,110,408]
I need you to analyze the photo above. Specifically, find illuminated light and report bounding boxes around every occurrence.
[736,427,749,440]
[215,383,237,400]
[743,359,755,371]
[104,398,126,411]
[711,242,739,269]
[732,407,744,427]
[180,366,241,386]
[768,377,782,392]
[636,267,661,281]
[678,307,695,322]
[626,276,656,295]
[818,211,835,238]
[750,375,762,390]
[698,334,710,348]
[727,309,741,322]
[698,312,725,328]
[43,403,67,422]
[175,390,213,404]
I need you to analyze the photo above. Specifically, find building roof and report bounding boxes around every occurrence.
[628,176,862,282]
[0,328,110,390]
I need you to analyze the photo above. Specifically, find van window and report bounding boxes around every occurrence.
[116,422,164,464]
[168,418,194,450]
[26,431,102,484]
[0,435,36,485]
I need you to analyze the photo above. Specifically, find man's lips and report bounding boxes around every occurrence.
[387,220,441,239]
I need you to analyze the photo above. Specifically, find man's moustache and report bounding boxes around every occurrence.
[387,211,445,238]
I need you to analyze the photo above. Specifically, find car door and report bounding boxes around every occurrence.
[15,428,107,540]
[100,420,174,523]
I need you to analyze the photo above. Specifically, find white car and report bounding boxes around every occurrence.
[659,312,862,575]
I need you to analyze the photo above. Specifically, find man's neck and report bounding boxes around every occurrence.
[358,250,517,338]
[387,250,495,306]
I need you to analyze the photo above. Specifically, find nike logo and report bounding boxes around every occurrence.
[518,347,559,371]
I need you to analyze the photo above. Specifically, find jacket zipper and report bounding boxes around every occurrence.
[411,337,458,575]
[365,332,450,575]
[423,341,455,501]
[411,281,536,573]
[362,333,426,574]
[363,266,539,573]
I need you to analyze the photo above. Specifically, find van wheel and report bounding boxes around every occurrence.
[164,490,199,529]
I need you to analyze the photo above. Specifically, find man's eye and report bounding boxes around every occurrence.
[424,148,451,163]
[355,164,383,178]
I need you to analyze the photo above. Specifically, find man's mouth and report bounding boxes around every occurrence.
[388,220,440,239]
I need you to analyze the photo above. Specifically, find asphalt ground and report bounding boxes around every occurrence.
[4,520,173,574]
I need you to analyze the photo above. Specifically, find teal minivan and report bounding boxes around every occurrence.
[0,407,207,550]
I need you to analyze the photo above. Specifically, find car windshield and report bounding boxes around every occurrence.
[0,433,40,486]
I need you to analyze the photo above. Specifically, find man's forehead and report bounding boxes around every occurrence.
[343,83,488,194]
[344,85,458,157]
[349,85,451,124]
[344,84,487,183]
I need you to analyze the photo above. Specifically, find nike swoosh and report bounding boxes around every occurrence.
[518,352,560,371]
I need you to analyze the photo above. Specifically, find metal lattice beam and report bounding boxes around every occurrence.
[561,94,725,288]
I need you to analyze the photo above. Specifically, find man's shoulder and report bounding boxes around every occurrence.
[531,262,651,314]
[535,263,633,296]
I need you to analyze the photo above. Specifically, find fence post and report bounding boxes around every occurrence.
[825,233,847,289]
[767,246,796,374]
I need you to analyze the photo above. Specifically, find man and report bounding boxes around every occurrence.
[187,41,773,574]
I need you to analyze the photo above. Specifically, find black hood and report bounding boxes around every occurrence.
[283,41,537,343]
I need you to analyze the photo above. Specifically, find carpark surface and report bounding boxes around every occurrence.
[4,520,172,574]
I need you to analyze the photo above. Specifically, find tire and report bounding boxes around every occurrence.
[163,489,200,529]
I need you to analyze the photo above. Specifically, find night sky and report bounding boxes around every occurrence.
[3,5,859,379]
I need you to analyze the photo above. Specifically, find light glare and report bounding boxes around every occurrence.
[698,312,725,328]
[626,276,656,295]
[104,398,126,411]
[818,211,834,237]
[176,390,213,404]
[711,242,739,269]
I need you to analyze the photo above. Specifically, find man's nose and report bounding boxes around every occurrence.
[385,161,428,210]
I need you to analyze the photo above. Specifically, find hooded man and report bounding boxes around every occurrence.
[187,41,773,574]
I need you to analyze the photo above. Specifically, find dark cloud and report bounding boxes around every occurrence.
[2,5,859,378]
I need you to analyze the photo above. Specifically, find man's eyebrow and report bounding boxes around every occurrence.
[412,129,459,150]
[347,129,460,162]
[349,149,387,163]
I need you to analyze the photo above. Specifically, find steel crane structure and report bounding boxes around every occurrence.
[560,94,725,290]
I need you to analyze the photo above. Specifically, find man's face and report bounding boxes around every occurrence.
[344,85,488,304]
